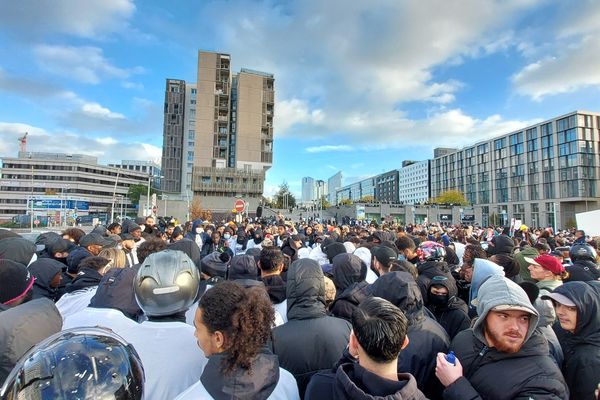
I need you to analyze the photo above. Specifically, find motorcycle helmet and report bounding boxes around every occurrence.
[569,244,597,262]
[0,327,144,400]
[135,249,199,316]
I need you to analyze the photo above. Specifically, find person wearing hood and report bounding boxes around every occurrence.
[27,257,63,301]
[566,243,600,282]
[247,228,265,250]
[426,275,470,340]
[415,241,457,305]
[369,271,449,399]
[184,219,207,250]
[0,259,62,382]
[0,237,37,266]
[176,282,299,400]
[543,281,600,399]
[272,258,352,397]
[435,275,569,400]
[228,254,262,287]
[56,256,113,320]
[468,258,505,318]
[486,233,514,257]
[305,297,427,400]
[329,253,371,322]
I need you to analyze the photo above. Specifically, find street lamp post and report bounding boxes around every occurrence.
[146,175,164,217]
[161,194,168,217]
[110,170,120,224]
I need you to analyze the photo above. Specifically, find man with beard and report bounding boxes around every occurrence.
[435,275,568,399]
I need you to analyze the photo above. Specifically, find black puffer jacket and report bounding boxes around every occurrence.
[272,258,351,398]
[261,274,286,304]
[329,281,371,322]
[369,271,449,399]
[551,282,600,400]
[426,277,470,340]
[305,363,427,400]
[168,239,202,272]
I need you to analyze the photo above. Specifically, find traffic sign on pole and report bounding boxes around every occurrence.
[234,199,245,213]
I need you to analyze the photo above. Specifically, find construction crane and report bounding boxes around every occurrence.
[18,132,28,152]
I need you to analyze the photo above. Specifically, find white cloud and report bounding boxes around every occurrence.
[275,98,324,136]
[34,45,144,84]
[512,35,600,100]
[0,0,135,39]
[122,81,144,90]
[305,145,353,153]
[0,122,160,165]
[189,0,542,144]
[82,103,125,120]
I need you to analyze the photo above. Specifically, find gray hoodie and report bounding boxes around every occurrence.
[472,274,539,344]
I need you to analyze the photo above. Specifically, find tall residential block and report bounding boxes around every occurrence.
[161,51,274,212]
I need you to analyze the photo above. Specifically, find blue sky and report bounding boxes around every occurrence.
[1,1,600,198]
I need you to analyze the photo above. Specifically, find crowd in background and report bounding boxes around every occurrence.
[1,214,600,399]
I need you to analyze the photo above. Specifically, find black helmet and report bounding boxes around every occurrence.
[135,249,199,316]
[569,244,597,262]
[0,327,144,399]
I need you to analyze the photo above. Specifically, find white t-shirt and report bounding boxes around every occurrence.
[62,307,139,331]
[273,300,287,324]
[174,367,300,400]
[56,287,98,321]
[117,320,207,400]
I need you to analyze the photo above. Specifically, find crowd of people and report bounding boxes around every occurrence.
[1,214,600,399]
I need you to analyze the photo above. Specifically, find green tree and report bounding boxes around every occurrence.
[358,195,375,203]
[273,182,297,209]
[127,184,159,206]
[319,195,330,209]
[432,190,469,206]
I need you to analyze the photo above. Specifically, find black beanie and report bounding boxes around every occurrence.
[0,259,34,304]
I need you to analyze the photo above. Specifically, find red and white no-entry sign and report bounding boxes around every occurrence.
[234,199,245,213]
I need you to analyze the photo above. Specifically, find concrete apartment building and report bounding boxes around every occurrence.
[161,51,274,214]
[431,111,600,228]
[0,152,150,223]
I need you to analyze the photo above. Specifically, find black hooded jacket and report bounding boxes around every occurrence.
[551,282,600,400]
[306,363,427,400]
[199,350,280,400]
[425,278,470,340]
[65,267,103,293]
[271,258,351,398]
[27,258,63,301]
[168,239,202,272]
[261,274,287,304]
[487,234,514,256]
[369,271,449,399]
[415,260,456,304]
[565,259,600,282]
[329,254,370,321]
[0,237,36,266]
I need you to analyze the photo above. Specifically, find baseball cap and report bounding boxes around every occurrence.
[79,233,113,248]
[524,254,565,275]
[540,292,576,307]
[373,246,398,266]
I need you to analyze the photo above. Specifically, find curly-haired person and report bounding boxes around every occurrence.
[175,281,300,400]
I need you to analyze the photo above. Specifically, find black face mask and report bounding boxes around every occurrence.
[428,292,449,308]
[254,236,262,244]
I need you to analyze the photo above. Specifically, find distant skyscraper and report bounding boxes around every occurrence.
[302,177,315,203]
[327,171,342,204]
[161,51,275,212]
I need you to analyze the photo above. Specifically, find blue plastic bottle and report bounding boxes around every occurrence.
[445,351,456,366]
